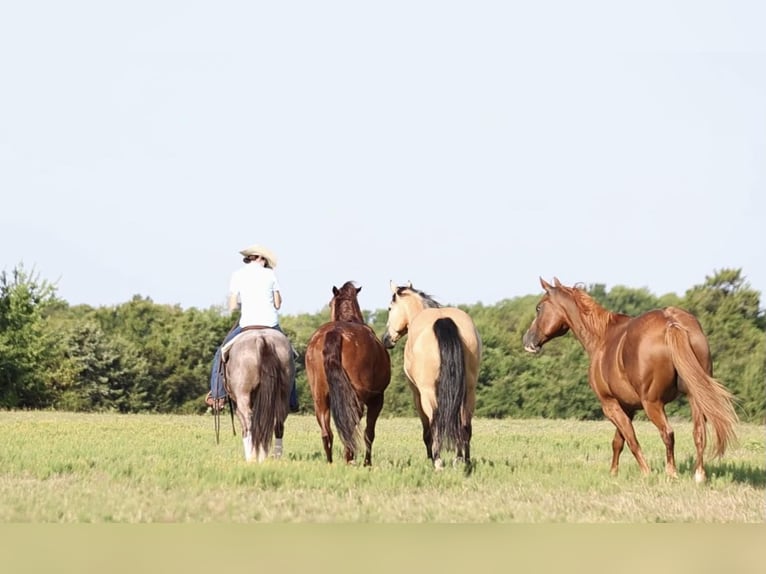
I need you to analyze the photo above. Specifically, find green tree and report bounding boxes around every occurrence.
[0,265,60,407]
[589,283,660,316]
[91,296,232,412]
[51,321,152,412]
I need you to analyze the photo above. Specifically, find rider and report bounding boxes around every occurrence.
[206,244,299,412]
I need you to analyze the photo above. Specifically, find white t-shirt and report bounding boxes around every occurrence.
[228,264,281,328]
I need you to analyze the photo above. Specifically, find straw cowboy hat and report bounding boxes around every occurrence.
[239,244,278,268]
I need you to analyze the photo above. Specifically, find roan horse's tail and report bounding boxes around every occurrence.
[665,323,738,457]
[251,338,289,457]
[432,317,466,452]
[324,328,362,456]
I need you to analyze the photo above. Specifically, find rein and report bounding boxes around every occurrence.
[213,354,236,444]
[213,395,236,444]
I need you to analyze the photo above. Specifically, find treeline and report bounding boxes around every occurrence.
[1,265,764,422]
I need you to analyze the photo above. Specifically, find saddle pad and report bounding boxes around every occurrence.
[221,326,273,361]
[221,331,248,361]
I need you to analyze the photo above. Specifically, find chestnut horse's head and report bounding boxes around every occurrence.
[522,277,571,353]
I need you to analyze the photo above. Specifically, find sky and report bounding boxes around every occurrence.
[1,1,764,316]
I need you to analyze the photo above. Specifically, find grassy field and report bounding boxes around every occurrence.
[0,411,763,523]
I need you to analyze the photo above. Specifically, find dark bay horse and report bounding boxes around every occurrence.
[223,328,295,462]
[382,281,482,470]
[304,281,391,465]
[522,277,738,482]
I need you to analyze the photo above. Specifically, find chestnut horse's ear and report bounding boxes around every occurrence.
[356,285,362,294]
[540,277,553,292]
[389,280,397,294]
[332,286,339,296]
[553,277,562,288]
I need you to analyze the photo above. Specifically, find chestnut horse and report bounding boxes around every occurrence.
[223,328,295,462]
[522,277,738,483]
[305,281,391,465]
[382,281,482,470]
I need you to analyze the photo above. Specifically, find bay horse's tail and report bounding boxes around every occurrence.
[324,328,362,456]
[250,338,288,457]
[432,317,466,452]
[665,323,738,457]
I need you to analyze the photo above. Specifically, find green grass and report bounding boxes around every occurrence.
[0,411,763,522]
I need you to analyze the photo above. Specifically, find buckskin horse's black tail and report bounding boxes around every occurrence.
[324,328,362,458]
[432,317,466,455]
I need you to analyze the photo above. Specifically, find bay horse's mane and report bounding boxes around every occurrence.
[332,281,365,323]
[394,286,442,309]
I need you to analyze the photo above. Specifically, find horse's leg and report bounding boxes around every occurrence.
[314,394,334,463]
[459,417,473,465]
[600,399,650,476]
[273,416,285,459]
[409,384,433,460]
[643,400,678,479]
[608,410,634,475]
[363,394,384,467]
[610,427,625,476]
[690,401,707,484]
[234,397,253,462]
[271,375,291,459]
[416,387,440,468]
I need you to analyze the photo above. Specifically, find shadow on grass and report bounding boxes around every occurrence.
[678,457,766,487]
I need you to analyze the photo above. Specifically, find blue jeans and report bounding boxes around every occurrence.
[209,324,298,410]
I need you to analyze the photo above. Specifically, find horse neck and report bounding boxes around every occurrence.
[561,291,615,354]
[399,296,427,325]
[332,299,364,323]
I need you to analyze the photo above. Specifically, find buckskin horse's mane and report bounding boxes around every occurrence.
[394,286,442,309]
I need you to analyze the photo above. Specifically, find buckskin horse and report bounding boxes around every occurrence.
[304,281,391,465]
[382,281,482,470]
[223,328,295,462]
[522,277,738,482]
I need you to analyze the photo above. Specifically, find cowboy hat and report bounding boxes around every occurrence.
[239,244,278,268]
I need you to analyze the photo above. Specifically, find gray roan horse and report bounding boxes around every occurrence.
[223,328,295,462]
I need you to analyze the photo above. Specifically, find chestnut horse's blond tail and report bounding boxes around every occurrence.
[665,323,739,457]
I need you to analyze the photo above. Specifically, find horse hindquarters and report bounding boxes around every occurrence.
[664,323,738,481]
[431,317,467,466]
[323,329,362,462]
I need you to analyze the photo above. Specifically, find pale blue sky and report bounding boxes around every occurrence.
[1,1,764,315]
